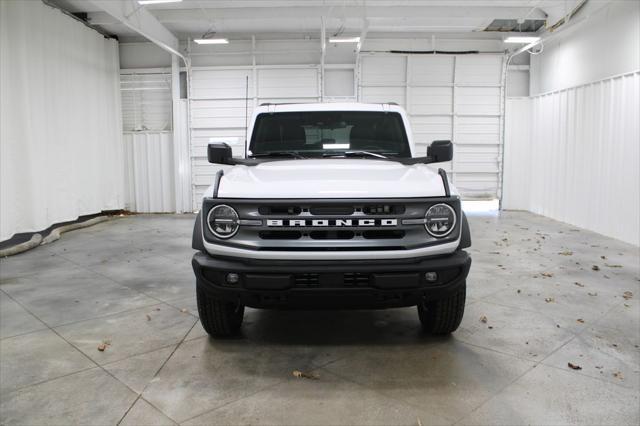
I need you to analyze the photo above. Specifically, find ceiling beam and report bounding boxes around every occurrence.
[86,1,181,57]
[150,6,547,23]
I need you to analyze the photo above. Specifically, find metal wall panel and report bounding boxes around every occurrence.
[120,72,172,131]
[189,66,322,209]
[123,132,175,213]
[359,53,504,199]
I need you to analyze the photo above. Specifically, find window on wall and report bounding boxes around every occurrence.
[120,72,172,132]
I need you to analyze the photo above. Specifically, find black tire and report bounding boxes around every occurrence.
[196,286,244,337]
[418,282,466,334]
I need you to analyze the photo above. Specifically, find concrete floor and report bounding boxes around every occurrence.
[0,212,638,425]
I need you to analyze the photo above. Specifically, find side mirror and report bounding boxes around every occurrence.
[208,143,233,164]
[427,140,453,163]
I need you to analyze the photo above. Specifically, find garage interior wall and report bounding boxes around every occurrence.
[0,1,125,241]
[503,1,640,246]
[120,38,512,210]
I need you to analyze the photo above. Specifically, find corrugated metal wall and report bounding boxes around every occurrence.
[121,71,172,131]
[359,54,505,199]
[504,71,639,246]
[189,65,326,209]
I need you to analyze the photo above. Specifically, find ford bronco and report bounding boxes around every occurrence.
[192,103,471,337]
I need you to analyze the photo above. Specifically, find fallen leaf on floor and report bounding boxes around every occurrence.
[623,291,633,300]
[480,315,488,323]
[558,251,573,256]
[605,264,623,268]
[545,297,555,303]
[292,370,319,380]
[577,319,585,323]
[97,339,111,352]
[146,314,151,321]
[592,265,600,271]
[568,362,582,370]
[574,282,585,287]
[541,272,553,278]
[613,371,624,380]
[588,292,598,297]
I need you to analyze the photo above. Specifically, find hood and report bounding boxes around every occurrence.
[213,159,453,199]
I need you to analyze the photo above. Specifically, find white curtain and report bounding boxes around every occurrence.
[1,1,125,241]
[504,72,639,246]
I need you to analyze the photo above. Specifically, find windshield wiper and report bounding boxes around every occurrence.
[249,152,306,159]
[323,151,389,159]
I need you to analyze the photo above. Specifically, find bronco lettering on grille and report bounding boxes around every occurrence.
[266,219,398,227]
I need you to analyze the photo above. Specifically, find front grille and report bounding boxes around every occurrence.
[201,197,460,253]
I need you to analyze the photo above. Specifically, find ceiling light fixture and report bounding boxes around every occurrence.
[138,0,183,5]
[328,37,361,43]
[193,38,229,45]
[504,36,541,44]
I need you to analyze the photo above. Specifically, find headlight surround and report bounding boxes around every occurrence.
[424,203,456,238]
[207,204,239,239]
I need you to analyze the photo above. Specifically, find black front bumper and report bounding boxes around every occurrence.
[192,251,471,309]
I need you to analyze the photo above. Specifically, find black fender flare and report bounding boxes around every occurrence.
[192,211,205,251]
[458,212,471,249]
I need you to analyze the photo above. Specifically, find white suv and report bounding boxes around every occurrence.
[192,103,471,337]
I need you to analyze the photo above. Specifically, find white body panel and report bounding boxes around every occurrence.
[205,159,456,199]
[201,103,460,260]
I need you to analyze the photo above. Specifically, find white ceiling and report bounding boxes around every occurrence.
[48,0,604,42]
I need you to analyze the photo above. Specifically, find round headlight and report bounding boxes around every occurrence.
[207,204,239,239]
[424,203,456,238]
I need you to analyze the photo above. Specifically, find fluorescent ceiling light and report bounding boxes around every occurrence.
[504,36,540,44]
[329,37,360,43]
[193,38,229,45]
[138,0,182,5]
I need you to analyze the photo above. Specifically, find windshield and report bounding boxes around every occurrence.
[248,111,411,158]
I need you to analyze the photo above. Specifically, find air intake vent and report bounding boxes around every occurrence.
[309,205,355,215]
[294,273,320,287]
[344,272,370,287]
[259,231,302,240]
[363,205,405,215]
[258,206,302,215]
[309,231,355,240]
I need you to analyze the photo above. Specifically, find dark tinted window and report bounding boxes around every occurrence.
[249,111,410,157]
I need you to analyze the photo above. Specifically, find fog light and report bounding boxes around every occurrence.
[425,272,438,283]
[226,273,240,285]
